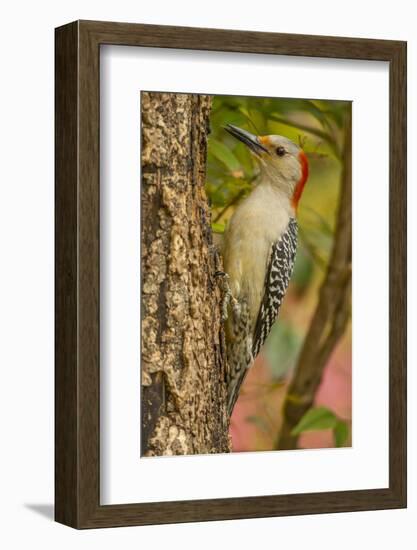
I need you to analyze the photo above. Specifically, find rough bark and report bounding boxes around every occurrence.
[276,108,352,450]
[141,92,230,456]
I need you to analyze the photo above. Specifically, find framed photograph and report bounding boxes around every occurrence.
[55,20,406,528]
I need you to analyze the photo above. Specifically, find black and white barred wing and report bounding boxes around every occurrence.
[252,217,298,358]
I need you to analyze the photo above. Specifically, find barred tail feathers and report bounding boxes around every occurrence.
[225,300,253,416]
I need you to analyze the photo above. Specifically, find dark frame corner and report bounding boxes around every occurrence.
[55,20,407,529]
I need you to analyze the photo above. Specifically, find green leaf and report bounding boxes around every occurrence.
[209,138,241,173]
[291,407,350,448]
[211,221,226,234]
[237,107,265,134]
[334,420,349,447]
[291,406,338,436]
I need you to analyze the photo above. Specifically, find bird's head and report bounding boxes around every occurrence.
[225,124,309,210]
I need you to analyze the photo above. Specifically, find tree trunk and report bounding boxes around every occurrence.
[141,92,230,456]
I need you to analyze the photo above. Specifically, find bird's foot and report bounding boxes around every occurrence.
[215,271,240,322]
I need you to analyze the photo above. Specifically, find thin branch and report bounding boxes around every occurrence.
[275,108,352,450]
[298,227,329,271]
[269,115,342,159]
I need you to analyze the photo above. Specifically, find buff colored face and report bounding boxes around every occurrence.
[225,124,309,209]
[258,134,302,166]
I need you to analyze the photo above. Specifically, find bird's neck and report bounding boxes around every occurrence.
[256,174,295,218]
[292,151,309,210]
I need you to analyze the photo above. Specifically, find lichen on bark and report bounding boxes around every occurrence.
[141,92,230,456]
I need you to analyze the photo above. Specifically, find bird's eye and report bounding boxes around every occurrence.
[276,146,286,157]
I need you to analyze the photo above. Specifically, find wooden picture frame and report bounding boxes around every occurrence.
[55,20,407,528]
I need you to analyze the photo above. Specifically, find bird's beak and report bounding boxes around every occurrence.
[225,124,269,155]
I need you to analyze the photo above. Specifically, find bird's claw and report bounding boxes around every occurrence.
[215,271,240,322]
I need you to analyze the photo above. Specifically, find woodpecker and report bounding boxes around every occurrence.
[221,124,309,416]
